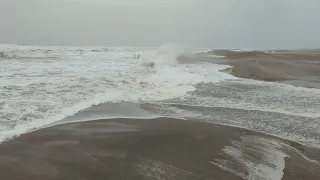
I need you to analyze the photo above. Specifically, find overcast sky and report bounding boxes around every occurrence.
[1,0,320,48]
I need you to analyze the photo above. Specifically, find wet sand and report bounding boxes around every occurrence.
[205,50,320,88]
[1,50,320,179]
[0,118,319,180]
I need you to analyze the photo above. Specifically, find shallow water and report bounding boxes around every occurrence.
[1,44,320,148]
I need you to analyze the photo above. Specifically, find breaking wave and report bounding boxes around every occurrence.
[0,44,234,142]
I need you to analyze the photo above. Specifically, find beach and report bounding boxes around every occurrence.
[0,118,319,180]
[1,45,320,180]
[1,0,320,179]
[206,50,320,89]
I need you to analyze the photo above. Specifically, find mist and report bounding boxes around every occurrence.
[1,0,320,48]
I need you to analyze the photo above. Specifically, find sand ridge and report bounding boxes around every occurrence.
[204,50,320,88]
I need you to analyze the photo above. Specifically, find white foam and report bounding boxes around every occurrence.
[211,136,288,180]
[136,160,199,179]
[2,44,319,145]
[0,44,233,142]
[201,54,226,58]
[171,79,320,118]
[139,44,184,67]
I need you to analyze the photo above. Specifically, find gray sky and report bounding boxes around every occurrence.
[1,0,320,48]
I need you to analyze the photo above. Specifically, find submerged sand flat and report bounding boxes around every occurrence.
[0,118,319,180]
[205,50,320,88]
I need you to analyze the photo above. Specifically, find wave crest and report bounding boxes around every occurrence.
[140,44,185,68]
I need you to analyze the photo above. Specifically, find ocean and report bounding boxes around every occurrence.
[1,43,320,148]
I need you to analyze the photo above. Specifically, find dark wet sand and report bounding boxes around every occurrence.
[204,50,320,88]
[0,118,319,180]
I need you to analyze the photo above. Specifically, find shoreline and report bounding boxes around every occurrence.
[1,48,320,179]
[0,118,319,180]
[202,50,320,89]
